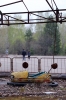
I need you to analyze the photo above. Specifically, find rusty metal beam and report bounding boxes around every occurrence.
[0,0,66,25]
[53,0,58,8]
[45,0,60,22]
[22,1,29,12]
[1,20,66,26]
[45,0,56,15]
[0,0,21,7]
[5,14,27,24]
[2,8,66,15]
[1,9,66,26]
[31,13,54,22]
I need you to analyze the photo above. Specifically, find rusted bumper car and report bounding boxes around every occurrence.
[7,62,58,87]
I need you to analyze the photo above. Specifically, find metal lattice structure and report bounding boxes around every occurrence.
[0,0,66,25]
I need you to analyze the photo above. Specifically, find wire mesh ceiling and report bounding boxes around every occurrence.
[0,0,66,25]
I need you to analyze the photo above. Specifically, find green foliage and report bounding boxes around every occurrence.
[7,24,25,54]
[25,28,33,50]
[0,27,8,54]
[11,39,24,54]
[38,16,61,55]
[25,28,33,41]
[59,22,66,55]
[44,23,60,55]
[0,14,65,55]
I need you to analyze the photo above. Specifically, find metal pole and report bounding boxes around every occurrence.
[53,22,57,63]
[10,58,13,72]
[38,59,41,72]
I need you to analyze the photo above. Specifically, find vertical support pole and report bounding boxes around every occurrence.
[56,8,59,22]
[0,11,3,25]
[53,22,57,64]
[38,59,41,72]
[28,12,29,23]
[8,16,9,26]
[10,58,13,72]
[1,13,3,25]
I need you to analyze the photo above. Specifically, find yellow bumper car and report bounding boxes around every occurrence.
[7,62,58,86]
[11,71,51,83]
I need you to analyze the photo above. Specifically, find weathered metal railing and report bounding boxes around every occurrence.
[40,57,66,73]
[12,57,39,73]
[0,57,11,72]
[0,56,66,74]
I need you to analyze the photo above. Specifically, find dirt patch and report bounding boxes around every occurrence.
[0,78,66,99]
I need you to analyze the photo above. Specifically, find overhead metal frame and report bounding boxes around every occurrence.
[0,0,66,25]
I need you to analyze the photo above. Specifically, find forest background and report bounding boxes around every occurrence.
[0,12,66,56]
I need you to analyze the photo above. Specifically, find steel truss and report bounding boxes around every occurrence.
[0,0,66,25]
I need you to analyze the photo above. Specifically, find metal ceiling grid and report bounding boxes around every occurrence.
[0,0,66,25]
